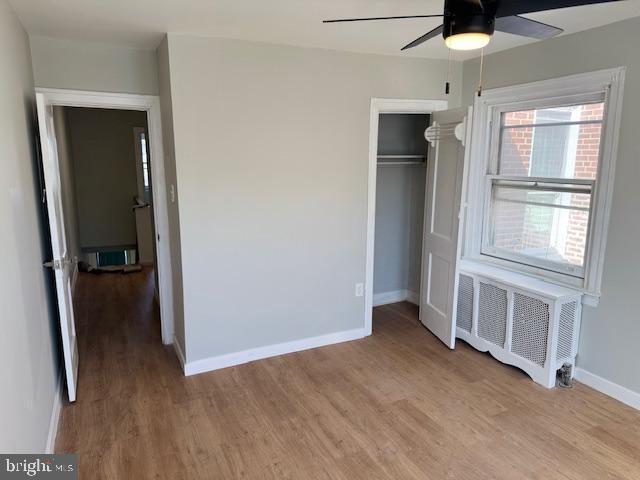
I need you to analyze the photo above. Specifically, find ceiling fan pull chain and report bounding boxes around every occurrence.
[477,48,485,97]
[445,47,452,95]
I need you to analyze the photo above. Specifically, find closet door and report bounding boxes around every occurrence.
[420,107,472,349]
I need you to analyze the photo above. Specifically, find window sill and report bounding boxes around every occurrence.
[459,256,598,306]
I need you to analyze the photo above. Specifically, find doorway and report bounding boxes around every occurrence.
[364,98,448,335]
[373,112,430,308]
[36,89,173,402]
[57,107,153,270]
[366,99,471,349]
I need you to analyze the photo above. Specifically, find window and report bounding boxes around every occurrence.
[140,132,151,194]
[133,127,152,204]
[484,102,604,277]
[464,69,625,304]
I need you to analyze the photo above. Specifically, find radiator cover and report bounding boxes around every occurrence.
[455,261,582,388]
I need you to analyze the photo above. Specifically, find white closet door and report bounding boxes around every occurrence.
[36,93,80,402]
[420,107,472,349]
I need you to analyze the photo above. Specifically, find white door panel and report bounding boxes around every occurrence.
[420,107,472,349]
[36,93,79,402]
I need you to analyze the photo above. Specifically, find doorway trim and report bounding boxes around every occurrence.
[36,88,175,345]
[365,98,449,336]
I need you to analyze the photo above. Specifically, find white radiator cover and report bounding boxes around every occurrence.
[456,260,582,388]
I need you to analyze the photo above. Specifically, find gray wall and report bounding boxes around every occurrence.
[462,17,640,395]
[374,165,425,296]
[164,34,461,362]
[30,35,159,95]
[157,36,186,354]
[65,107,147,250]
[0,0,59,452]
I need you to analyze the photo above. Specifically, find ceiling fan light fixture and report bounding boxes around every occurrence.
[444,32,491,50]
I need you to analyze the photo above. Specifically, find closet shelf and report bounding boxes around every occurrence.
[377,154,426,166]
[377,154,426,159]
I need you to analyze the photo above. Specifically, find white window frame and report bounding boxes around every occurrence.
[463,68,626,306]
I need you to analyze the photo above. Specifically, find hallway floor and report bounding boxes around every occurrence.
[55,270,640,479]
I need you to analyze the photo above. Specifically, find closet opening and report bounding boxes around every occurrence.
[373,113,429,314]
[365,99,469,347]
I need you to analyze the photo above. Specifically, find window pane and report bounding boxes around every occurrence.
[489,185,591,270]
[499,103,604,180]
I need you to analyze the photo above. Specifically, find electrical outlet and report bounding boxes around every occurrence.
[355,283,364,297]
[170,185,176,203]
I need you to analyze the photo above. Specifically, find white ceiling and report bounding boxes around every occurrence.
[9,0,640,59]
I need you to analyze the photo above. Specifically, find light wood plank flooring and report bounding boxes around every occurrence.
[55,269,640,479]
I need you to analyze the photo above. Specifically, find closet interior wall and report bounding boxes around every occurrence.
[373,114,429,306]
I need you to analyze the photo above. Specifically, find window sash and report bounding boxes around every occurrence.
[482,246,586,278]
[486,91,606,173]
[482,176,594,277]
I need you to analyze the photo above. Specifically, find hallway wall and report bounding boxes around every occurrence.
[65,107,148,251]
[0,0,60,453]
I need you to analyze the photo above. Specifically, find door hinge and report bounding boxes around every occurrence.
[43,259,62,270]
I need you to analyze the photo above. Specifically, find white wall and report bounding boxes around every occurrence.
[0,0,60,452]
[164,34,461,363]
[65,107,147,250]
[374,165,425,297]
[462,17,640,395]
[30,35,159,95]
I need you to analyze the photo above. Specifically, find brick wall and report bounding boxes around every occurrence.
[565,103,603,264]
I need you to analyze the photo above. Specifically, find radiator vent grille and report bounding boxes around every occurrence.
[457,274,474,333]
[478,283,507,346]
[511,293,549,367]
[557,301,577,360]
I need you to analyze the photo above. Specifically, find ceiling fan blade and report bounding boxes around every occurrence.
[401,25,444,51]
[496,0,624,18]
[323,14,443,24]
[495,15,563,39]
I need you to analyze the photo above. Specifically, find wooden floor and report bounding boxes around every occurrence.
[56,269,640,479]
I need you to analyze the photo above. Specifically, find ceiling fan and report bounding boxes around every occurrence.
[324,0,623,52]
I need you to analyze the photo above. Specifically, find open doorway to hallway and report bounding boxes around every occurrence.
[54,107,156,278]
[53,105,163,352]
[36,89,174,402]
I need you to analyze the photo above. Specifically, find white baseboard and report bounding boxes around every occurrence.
[184,328,366,376]
[45,372,63,454]
[173,335,186,373]
[574,367,640,411]
[373,289,419,307]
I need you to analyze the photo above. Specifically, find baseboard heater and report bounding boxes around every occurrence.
[455,260,582,388]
